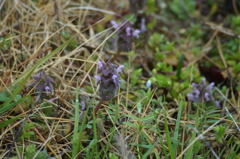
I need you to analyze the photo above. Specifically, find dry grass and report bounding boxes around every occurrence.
[1,0,240,159]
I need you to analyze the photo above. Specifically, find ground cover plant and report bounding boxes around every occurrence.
[0,0,240,158]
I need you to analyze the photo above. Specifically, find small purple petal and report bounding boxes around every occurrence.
[194,89,200,97]
[192,83,196,87]
[95,75,101,83]
[215,101,220,107]
[81,101,85,110]
[187,93,194,100]
[208,82,215,90]
[97,61,103,69]
[133,29,140,38]
[112,75,120,88]
[140,18,147,32]
[33,73,41,80]
[47,77,55,83]
[116,65,124,73]
[48,96,59,102]
[45,86,51,94]
[187,77,219,105]
[111,20,118,29]
[200,78,206,86]
[204,93,210,101]
[126,27,131,36]
[112,75,118,82]
[36,73,41,78]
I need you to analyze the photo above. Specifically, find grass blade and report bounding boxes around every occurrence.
[13,35,77,85]
[0,115,25,129]
[72,82,80,158]
[164,111,175,159]
[172,100,184,156]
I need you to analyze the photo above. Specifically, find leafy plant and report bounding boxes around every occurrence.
[30,71,54,101]
[95,61,124,101]
[20,122,35,140]
[25,144,50,159]
[187,78,220,107]
[0,86,22,102]
[111,20,140,51]
[170,0,196,20]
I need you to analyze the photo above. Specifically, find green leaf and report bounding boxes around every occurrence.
[186,124,196,129]
[109,153,119,159]
[0,97,26,115]
[24,131,35,138]
[152,75,172,88]
[141,114,155,121]
[0,115,24,129]
[26,144,36,159]
[0,35,7,49]
[177,54,184,79]
[123,122,138,128]
[143,124,153,129]
[130,143,152,149]
[164,112,174,159]
[172,100,183,156]
[192,140,203,154]
[0,85,23,102]
[137,102,142,113]
[130,68,142,86]
[233,63,240,74]
[214,125,225,143]
[36,150,50,159]
[125,114,139,121]
[72,82,80,159]
[21,122,35,139]
[0,90,11,102]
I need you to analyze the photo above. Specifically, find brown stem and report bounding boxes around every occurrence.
[94,99,104,115]
[110,49,121,63]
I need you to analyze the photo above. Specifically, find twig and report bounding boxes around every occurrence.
[94,99,104,115]
[110,49,121,63]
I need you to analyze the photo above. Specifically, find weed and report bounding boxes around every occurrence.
[0,0,240,158]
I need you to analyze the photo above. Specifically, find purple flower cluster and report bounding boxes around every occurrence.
[111,20,140,51]
[30,71,54,99]
[95,61,124,101]
[187,78,220,107]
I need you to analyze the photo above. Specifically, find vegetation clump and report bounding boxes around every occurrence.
[187,78,220,107]
[95,61,124,101]
[0,0,239,158]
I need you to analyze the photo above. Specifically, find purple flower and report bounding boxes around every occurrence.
[204,93,210,101]
[94,75,101,84]
[116,65,124,73]
[48,96,59,102]
[126,27,131,36]
[95,61,124,101]
[81,101,86,110]
[30,71,54,99]
[111,20,140,51]
[111,20,118,29]
[187,78,219,107]
[133,30,141,38]
[140,18,147,33]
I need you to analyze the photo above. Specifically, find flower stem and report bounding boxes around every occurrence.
[110,49,121,63]
[94,99,104,115]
